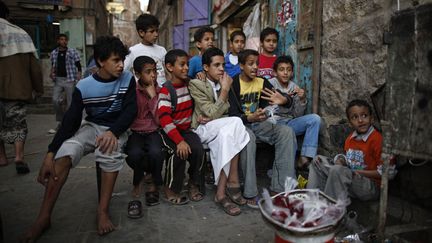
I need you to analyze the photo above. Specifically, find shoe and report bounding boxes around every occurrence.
[145,191,160,206]
[127,200,143,219]
[15,161,30,174]
[245,196,260,209]
[225,186,246,205]
[47,128,56,134]
[215,196,241,216]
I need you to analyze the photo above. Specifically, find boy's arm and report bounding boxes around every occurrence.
[189,79,229,120]
[123,51,134,73]
[108,77,138,137]
[158,87,184,144]
[48,88,84,153]
[355,170,381,179]
[228,86,249,124]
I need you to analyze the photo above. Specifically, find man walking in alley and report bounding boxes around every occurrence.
[0,0,43,173]
[49,34,82,134]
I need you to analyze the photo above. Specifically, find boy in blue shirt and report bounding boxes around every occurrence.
[225,30,246,78]
[188,26,215,80]
[22,36,137,240]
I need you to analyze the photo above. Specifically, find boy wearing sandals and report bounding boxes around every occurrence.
[22,36,137,241]
[189,48,250,216]
[158,49,205,205]
[125,56,165,218]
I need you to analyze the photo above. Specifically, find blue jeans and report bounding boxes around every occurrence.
[277,114,321,158]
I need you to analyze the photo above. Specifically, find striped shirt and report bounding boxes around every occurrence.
[158,81,193,144]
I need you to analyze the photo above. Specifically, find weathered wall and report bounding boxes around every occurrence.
[319,0,432,153]
[148,0,175,50]
[113,0,142,48]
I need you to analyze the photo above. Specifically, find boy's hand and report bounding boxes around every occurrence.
[261,88,288,105]
[197,115,211,124]
[247,108,267,122]
[293,87,306,103]
[145,82,157,99]
[176,140,191,160]
[219,72,233,91]
[196,71,206,81]
[37,152,58,186]
[96,131,118,155]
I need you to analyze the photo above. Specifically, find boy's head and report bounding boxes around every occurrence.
[164,49,189,81]
[194,26,215,53]
[133,56,157,86]
[0,1,10,19]
[57,34,68,48]
[239,49,259,80]
[273,55,294,84]
[229,30,246,55]
[94,36,129,78]
[135,14,160,45]
[202,47,225,82]
[260,27,279,55]
[346,99,374,134]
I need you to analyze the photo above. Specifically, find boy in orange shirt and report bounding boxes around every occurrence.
[307,99,383,201]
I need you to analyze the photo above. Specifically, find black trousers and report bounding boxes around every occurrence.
[125,131,166,186]
[161,130,205,194]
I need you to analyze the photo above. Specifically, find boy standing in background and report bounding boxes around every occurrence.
[124,14,167,87]
[257,27,279,80]
[225,30,246,78]
[188,26,215,80]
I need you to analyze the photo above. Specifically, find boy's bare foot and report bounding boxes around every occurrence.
[20,217,51,242]
[97,211,115,235]
[131,183,142,198]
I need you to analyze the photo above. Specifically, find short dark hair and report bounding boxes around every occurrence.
[230,30,246,42]
[273,55,294,71]
[93,36,129,68]
[238,49,259,65]
[57,34,68,40]
[346,99,373,118]
[165,49,188,67]
[260,27,279,42]
[202,47,224,66]
[0,1,9,19]
[133,56,156,73]
[135,14,160,32]
[194,26,214,43]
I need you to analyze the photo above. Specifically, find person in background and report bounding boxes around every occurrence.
[257,27,279,80]
[0,0,43,174]
[188,26,215,80]
[225,30,246,78]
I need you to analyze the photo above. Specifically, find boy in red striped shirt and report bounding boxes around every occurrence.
[158,49,205,205]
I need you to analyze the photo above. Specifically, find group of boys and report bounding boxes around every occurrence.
[21,13,384,242]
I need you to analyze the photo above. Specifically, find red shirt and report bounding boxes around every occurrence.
[157,82,193,144]
[129,83,160,133]
[258,54,277,79]
[344,127,383,184]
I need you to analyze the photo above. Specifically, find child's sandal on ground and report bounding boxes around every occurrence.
[145,191,160,206]
[215,197,241,216]
[127,200,143,219]
[225,186,246,205]
[245,196,260,209]
[188,184,204,202]
[164,195,189,205]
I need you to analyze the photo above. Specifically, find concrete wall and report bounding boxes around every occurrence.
[319,0,432,153]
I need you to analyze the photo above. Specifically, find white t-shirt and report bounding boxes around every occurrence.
[124,43,167,86]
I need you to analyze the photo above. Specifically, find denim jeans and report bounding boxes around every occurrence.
[276,114,321,158]
[243,121,297,193]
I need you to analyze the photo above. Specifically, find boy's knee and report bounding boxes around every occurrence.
[310,114,321,124]
[328,164,346,175]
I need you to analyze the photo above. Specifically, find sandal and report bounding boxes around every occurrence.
[225,186,246,206]
[15,161,30,174]
[127,200,143,219]
[188,184,204,202]
[245,196,260,209]
[215,197,241,216]
[163,195,189,205]
[145,191,160,206]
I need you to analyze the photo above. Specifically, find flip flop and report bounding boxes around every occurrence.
[15,161,30,174]
[163,195,189,205]
[188,184,204,202]
[245,196,260,209]
[215,197,241,216]
[145,191,160,206]
[127,200,143,219]
[225,186,247,205]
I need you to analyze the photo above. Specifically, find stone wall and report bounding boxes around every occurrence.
[319,0,432,153]
[113,0,142,48]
